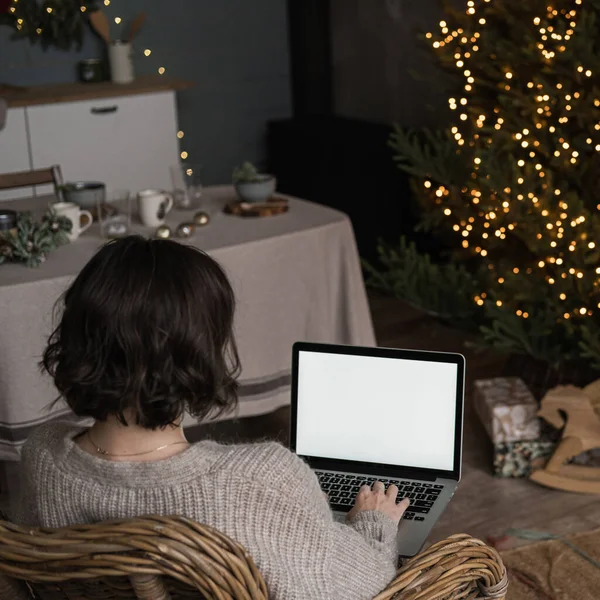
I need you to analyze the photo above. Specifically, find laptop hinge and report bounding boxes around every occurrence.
[308,460,441,482]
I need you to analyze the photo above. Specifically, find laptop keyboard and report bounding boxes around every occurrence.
[316,471,444,522]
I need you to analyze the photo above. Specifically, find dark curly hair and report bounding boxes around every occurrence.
[42,236,240,429]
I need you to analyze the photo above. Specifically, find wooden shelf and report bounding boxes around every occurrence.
[3,75,193,108]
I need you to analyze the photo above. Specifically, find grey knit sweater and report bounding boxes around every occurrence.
[15,422,397,599]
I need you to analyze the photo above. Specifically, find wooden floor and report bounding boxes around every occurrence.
[193,292,600,547]
[3,292,599,547]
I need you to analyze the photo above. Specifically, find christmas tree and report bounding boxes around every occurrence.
[368,0,600,372]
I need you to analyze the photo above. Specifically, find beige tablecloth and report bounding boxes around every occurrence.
[0,186,375,460]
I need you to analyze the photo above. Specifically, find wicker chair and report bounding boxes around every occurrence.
[0,515,508,600]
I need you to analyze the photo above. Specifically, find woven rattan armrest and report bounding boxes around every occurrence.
[0,516,506,599]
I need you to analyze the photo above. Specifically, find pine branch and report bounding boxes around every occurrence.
[364,237,482,328]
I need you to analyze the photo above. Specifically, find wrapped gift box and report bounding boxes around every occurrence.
[494,440,555,477]
[474,377,540,443]
[494,432,600,477]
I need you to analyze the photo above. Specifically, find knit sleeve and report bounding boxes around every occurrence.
[274,448,398,595]
[248,444,398,594]
[221,442,399,596]
[12,437,41,526]
[327,517,397,596]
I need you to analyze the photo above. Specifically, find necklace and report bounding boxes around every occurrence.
[86,431,189,457]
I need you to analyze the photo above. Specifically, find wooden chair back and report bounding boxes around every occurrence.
[0,166,64,193]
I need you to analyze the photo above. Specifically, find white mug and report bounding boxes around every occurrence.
[138,189,173,228]
[51,201,93,241]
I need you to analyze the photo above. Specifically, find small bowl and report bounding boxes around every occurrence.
[62,181,106,209]
[234,175,276,203]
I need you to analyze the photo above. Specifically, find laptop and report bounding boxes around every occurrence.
[290,342,465,557]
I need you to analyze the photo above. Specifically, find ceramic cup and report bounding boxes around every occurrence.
[138,189,174,228]
[51,201,93,242]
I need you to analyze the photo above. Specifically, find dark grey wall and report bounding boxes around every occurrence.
[0,0,291,183]
[331,0,459,128]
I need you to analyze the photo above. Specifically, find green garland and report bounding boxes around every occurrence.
[0,210,72,268]
[0,0,99,51]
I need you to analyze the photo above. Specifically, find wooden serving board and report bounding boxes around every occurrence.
[224,196,289,218]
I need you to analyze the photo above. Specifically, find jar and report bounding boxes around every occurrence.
[78,58,105,83]
[0,210,17,239]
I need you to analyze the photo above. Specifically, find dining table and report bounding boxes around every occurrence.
[0,186,375,461]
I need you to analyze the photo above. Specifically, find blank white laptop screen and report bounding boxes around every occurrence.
[295,351,458,472]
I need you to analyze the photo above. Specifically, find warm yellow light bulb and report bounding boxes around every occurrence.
[158,67,166,74]
[180,151,188,159]
[144,49,152,57]
[114,16,122,24]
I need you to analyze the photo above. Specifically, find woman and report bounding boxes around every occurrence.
[16,236,409,599]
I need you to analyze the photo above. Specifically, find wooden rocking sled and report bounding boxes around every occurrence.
[530,380,600,494]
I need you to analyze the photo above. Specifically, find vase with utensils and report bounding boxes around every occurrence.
[89,10,146,85]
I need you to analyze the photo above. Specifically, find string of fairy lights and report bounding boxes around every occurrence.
[425,0,598,321]
[8,0,188,161]
[102,0,189,161]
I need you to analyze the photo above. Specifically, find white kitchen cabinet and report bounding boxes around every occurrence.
[0,108,34,201]
[27,91,180,198]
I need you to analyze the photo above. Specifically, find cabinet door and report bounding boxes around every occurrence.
[27,91,180,198]
[0,108,34,201]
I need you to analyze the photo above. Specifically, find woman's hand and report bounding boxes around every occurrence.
[347,481,410,524]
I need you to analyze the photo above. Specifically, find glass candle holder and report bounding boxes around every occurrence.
[170,163,203,209]
[98,190,132,238]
